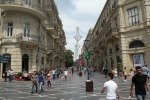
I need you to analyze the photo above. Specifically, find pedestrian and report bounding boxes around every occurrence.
[84,67,86,75]
[123,67,127,81]
[31,71,38,94]
[142,65,149,79]
[130,66,150,100]
[4,70,7,82]
[103,67,108,78]
[38,71,44,94]
[71,67,74,75]
[64,69,68,80]
[69,72,72,80]
[101,73,120,100]
[10,69,13,81]
[47,74,51,88]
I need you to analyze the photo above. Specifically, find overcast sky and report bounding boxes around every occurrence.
[55,0,106,60]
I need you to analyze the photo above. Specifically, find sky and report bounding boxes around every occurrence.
[55,0,107,60]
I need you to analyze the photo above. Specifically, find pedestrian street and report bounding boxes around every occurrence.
[0,71,150,100]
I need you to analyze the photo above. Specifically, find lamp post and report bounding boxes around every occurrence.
[84,40,90,80]
[84,39,93,92]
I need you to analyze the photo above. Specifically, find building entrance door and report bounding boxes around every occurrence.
[22,54,29,72]
[2,53,11,78]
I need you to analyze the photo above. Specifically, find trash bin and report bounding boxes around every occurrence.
[86,80,93,92]
[52,74,55,79]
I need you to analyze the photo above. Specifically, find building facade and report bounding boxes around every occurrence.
[83,0,150,73]
[0,0,66,78]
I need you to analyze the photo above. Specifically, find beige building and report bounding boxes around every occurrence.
[0,0,66,78]
[83,0,150,73]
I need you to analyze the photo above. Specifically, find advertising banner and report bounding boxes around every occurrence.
[133,54,144,67]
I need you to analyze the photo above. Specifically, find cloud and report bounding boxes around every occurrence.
[72,0,106,17]
[55,0,107,60]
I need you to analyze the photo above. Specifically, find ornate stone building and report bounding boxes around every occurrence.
[0,0,66,78]
[84,0,150,73]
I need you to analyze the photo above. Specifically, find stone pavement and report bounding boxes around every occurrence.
[0,71,150,100]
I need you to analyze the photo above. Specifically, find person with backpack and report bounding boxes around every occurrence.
[31,71,38,94]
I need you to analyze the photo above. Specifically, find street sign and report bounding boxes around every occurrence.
[0,54,11,63]
[84,51,90,59]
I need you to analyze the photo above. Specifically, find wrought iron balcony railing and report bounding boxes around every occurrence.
[16,33,41,42]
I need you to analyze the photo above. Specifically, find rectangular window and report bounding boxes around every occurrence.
[24,0,31,6]
[24,23,30,37]
[128,7,139,26]
[7,23,13,37]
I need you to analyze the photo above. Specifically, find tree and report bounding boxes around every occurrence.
[65,50,74,68]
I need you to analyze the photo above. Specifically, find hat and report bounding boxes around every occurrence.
[47,74,50,76]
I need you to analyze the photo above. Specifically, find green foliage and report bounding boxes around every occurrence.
[65,50,74,67]
[18,72,22,76]
[117,62,123,72]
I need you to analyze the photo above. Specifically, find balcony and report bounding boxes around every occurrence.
[46,46,54,54]
[46,21,57,35]
[105,28,119,43]
[0,0,46,20]
[53,18,59,27]
[53,33,59,39]
[16,33,41,46]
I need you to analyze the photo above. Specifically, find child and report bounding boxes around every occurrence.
[69,72,72,80]
[47,74,51,88]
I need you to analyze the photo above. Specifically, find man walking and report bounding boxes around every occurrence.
[103,67,108,78]
[130,66,150,100]
[101,73,120,100]
[31,71,38,94]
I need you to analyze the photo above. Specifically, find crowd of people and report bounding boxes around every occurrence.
[31,67,74,94]
[4,69,13,82]
[3,65,150,99]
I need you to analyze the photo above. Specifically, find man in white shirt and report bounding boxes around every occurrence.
[101,73,120,100]
[64,69,68,80]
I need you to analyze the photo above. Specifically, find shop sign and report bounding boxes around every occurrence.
[0,54,11,63]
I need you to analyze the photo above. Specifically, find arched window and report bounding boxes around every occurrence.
[129,40,145,48]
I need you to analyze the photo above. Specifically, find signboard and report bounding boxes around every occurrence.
[133,54,144,67]
[84,51,90,59]
[0,54,11,63]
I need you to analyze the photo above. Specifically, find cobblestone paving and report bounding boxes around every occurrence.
[0,71,150,100]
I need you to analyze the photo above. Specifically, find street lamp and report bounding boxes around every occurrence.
[84,39,93,92]
[84,40,90,80]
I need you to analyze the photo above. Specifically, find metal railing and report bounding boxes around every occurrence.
[105,28,119,37]
[16,33,41,42]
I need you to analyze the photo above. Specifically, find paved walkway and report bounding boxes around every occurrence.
[0,71,149,100]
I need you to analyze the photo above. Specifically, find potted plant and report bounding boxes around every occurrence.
[18,72,22,79]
